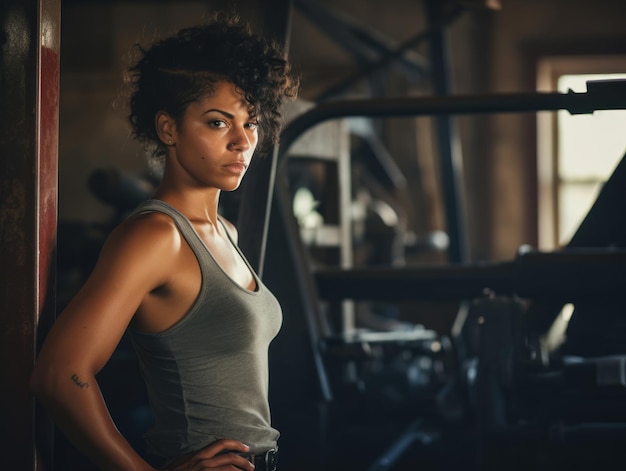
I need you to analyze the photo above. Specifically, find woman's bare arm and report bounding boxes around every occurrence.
[31,215,180,471]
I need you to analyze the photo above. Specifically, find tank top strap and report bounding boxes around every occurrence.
[130,199,208,267]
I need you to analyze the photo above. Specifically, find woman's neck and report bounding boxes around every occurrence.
[152,186,222,226]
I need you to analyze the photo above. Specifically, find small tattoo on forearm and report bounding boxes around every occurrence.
[71,374,89,389]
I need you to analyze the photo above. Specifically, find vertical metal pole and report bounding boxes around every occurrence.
[0,0,60,469]
[237,0,293,277]
[424,0,467,263]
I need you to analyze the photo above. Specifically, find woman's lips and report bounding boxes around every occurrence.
[224,162,247,175]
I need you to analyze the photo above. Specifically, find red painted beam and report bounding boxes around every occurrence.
[0,0,60,469]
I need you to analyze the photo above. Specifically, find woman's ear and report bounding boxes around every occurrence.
[155,111,176,146]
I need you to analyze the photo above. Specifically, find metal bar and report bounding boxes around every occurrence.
[273,178,334,401]
[295,0,429,74]
[257,145,280,278]
[314,263,516,301]
[261,0,294,54]
[314,7,463,102]
[425,0,467,263]
[313,249,626,302]
[367,419,435,471]
[277,83,626,170]
[0,0,60,469]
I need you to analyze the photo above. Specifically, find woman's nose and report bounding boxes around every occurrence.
[228,126,253,151]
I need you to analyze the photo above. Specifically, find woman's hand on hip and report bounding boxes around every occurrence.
[168,439,254,470]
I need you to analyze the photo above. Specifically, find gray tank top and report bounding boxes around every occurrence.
[127,199,282,468]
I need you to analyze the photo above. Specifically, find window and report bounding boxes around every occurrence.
[537,57,626,249]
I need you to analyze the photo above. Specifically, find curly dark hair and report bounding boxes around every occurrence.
[126,14,299,163]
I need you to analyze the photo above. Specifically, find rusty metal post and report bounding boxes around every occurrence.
[0,0,60,469]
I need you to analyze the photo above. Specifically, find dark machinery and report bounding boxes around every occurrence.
[244,78,626,471]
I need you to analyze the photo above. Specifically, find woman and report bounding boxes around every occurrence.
[31,14,298,471]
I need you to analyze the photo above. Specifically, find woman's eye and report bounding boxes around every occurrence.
[209,120,227,128]
[246,122,259,130]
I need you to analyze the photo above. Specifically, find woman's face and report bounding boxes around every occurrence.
[170,80,259,192]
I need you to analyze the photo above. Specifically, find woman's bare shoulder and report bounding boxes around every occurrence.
[113,210,178,243]
[97,211,183,270]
